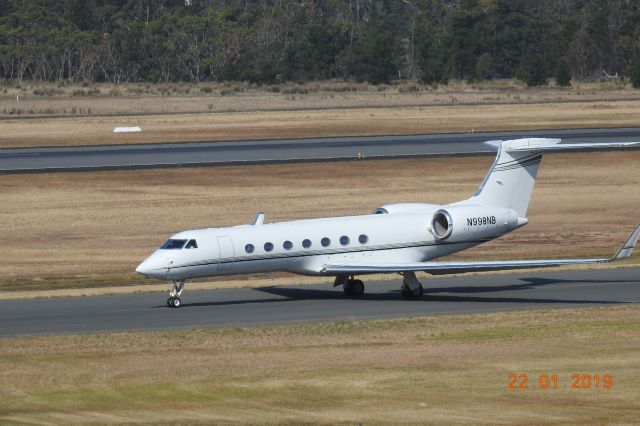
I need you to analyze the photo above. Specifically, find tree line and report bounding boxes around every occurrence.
[2,0,640,86]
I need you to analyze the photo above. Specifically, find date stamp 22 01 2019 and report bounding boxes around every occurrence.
[508,373,613,390]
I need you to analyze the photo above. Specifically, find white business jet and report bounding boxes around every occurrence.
[136,138,640,308]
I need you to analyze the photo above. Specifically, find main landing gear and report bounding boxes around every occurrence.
[167,280,185,308]
[400,271,423,299]
[344,278,365,297]
[335,275,365,297]
[334,272,424,299]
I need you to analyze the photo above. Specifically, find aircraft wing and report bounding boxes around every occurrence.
[321,225,640,275]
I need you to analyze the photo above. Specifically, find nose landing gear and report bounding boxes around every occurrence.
[167,280,185,308]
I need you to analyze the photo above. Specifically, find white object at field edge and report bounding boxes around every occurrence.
[113,126,142,133]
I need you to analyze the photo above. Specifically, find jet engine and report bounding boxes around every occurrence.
[430,205,520,242]
[373,203,441,215]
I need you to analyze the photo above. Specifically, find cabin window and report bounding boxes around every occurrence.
[283,240,293,250]
[302,239,312,248]
[359,234,369,244]
[185,239,198,249]
[160,239,187,249]
[321,237,331,247]
[245,244,255,254]
[264,242,274,252]
[339,236,349,246]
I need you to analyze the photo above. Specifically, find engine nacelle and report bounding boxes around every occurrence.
[373,203,441,215]
[431,205,520,242]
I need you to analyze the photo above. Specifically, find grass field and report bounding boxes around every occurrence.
[1,305,638,424]
[2,81,640,148]
[1,151,638,295]
[2,80,638,116]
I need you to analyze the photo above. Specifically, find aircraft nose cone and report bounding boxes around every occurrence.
[135,260,151,276]
[135,252,170,278]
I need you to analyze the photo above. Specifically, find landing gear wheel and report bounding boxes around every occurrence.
[343,279,365,297]
[343,281,355,296]
[352,279,365,296]
[413,284,423,297]
[400,285,412,299]
[401,283,423,299]
[167,280,185,308]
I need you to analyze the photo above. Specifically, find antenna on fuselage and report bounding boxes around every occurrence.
[252,212,265,226]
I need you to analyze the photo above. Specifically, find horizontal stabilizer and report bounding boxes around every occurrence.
[484,138,640,153]
[321,225,639,276]
[473,138,640,217]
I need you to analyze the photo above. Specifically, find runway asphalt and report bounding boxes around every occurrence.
[1,268,638,337]
[2,127,640,173]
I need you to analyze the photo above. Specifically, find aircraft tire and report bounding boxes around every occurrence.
[343,280,355,296]
[413,284,424,297]
[167,297,174,307]
[400,287,412,299]
[401,283,423,299]
[172,297,182,308]
[352,279,365,296]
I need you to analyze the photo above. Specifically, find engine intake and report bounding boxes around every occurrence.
[432,209,453,240]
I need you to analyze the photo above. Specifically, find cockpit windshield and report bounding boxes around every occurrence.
[160,239,187,249]
[185,239,198,249]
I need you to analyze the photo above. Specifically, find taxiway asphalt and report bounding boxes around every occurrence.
[2,127,640,173]
[1,268,638,337]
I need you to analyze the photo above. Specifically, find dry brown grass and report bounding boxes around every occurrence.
[1,79,636,109]
[0,151,638,293]
[0,305,638,424]
[1,101,640,148]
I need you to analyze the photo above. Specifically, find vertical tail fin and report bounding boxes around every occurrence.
[468,138,557,217]
[467,138,640,217]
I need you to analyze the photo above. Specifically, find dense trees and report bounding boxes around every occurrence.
[556,58,571,87]
[1,0,640,86]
